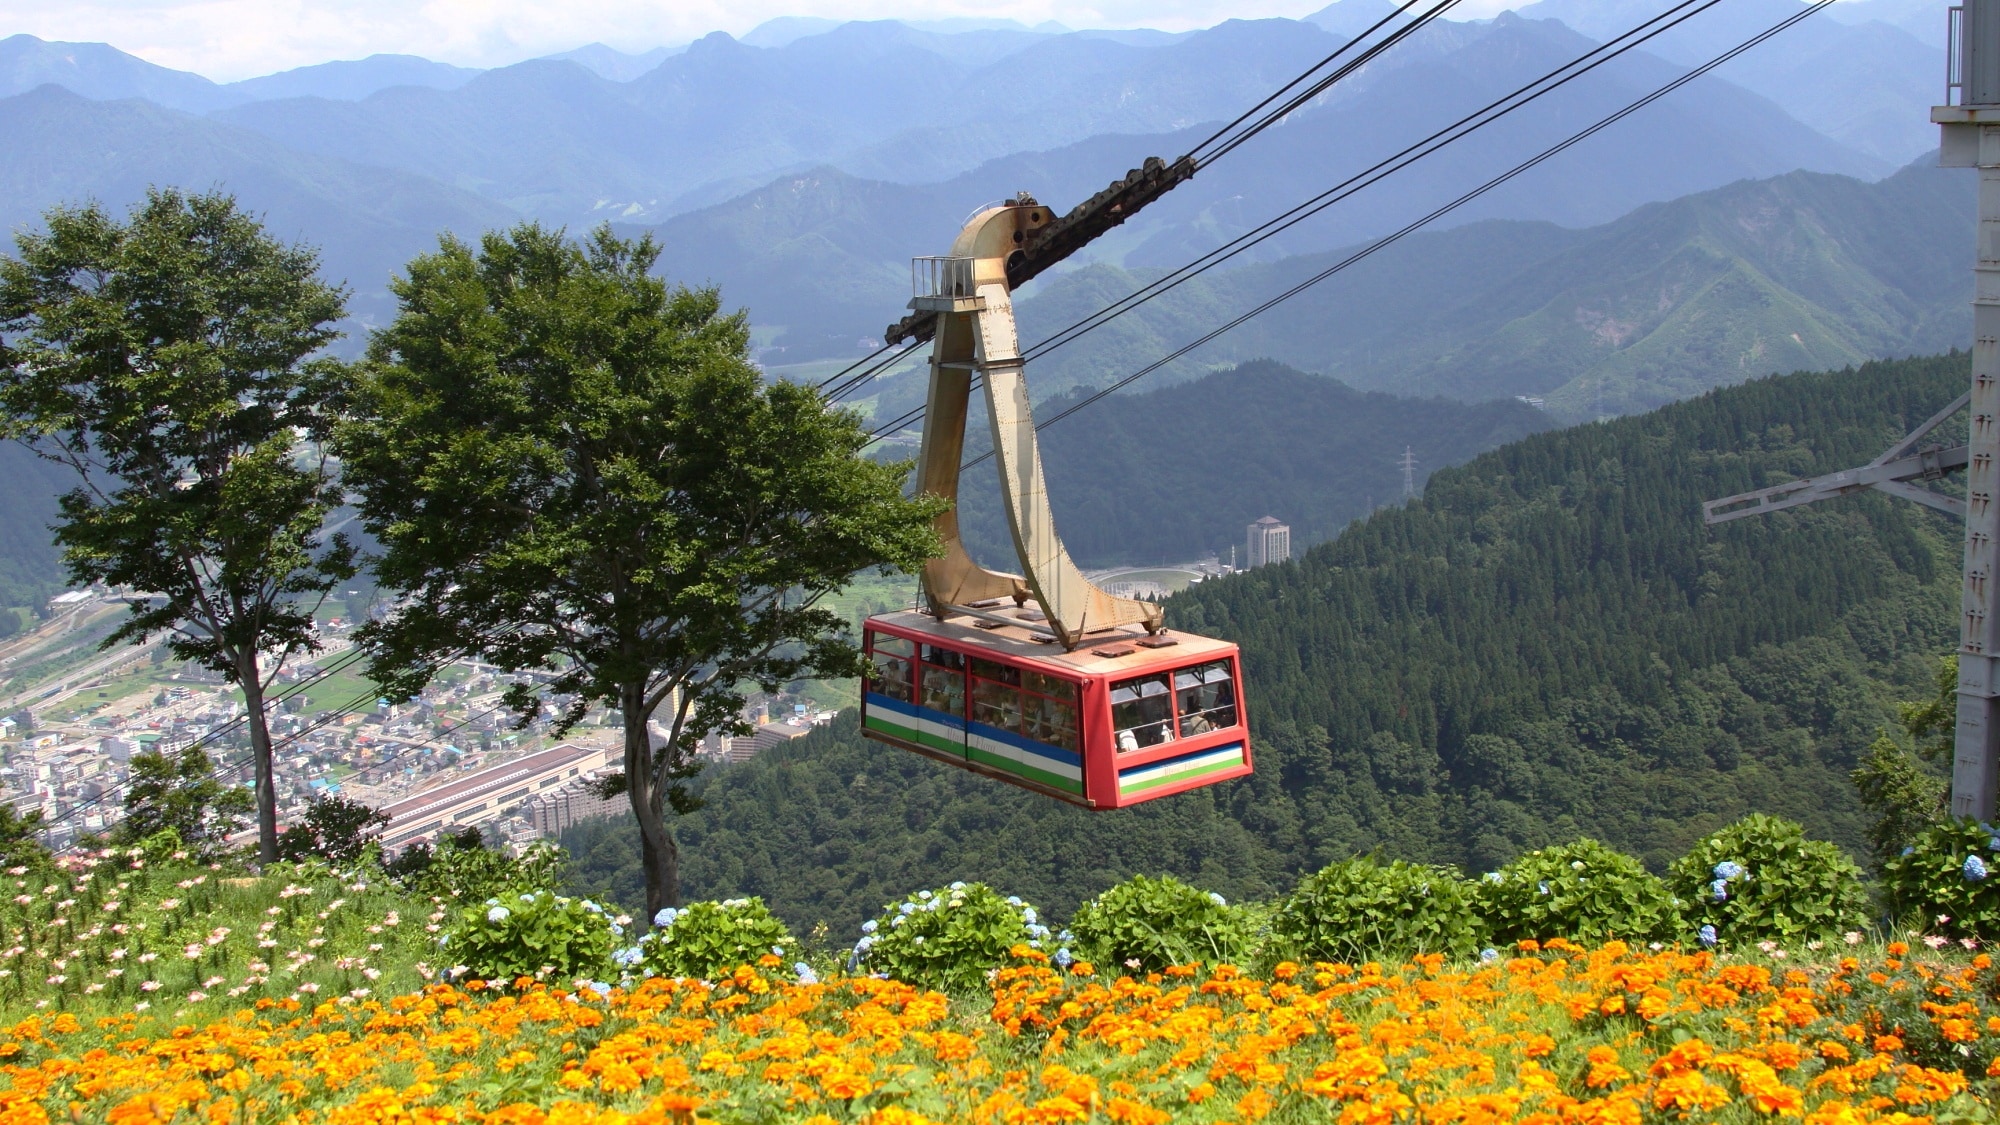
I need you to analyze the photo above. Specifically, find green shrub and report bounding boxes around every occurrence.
[439,889,619,984]
[1475,839,1681,946]
[1270,857,1485,963]
[1881,817,2000,939]
[850,882,1038,994]
[630,898,800,980]
[391,834,566,904]
[1068,874,1253,973]
[1667,814,1868,947]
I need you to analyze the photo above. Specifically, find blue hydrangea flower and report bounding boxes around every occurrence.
[1482,872,1503,885]
[771,945,786,957]
[1903,846,1916,857]
[898,902,917,916]
[487,906,510,923]
[1479,948,1499,964]
[918,890,932,900]
[610,923,624,937]
[1207,892,1227,907]
[1537,882,1550,895]
[520,893,537,903]
[795,963,818,984]
[1022,908,1038,925]
[1058,930,1075,944]
[1966,854,1990,883]
[1006,896,1022,906]
[1712,861,1746,881]
[1054,948,1074,969]
[1710,880,1729,903]
[861,919,879,935]
[891,915,906,928]
[949,881,966,891]
[585,980,611,998]
[654,908,678,927]
[1699,924,1718,948]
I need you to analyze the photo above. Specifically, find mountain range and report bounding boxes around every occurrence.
[0,4,1970,423]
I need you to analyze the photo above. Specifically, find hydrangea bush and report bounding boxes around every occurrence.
[439,890,620,984]
[849,883,1040,994]
[1881,817,2000,939]
[627,897,801,981]
[1270,857,1486,963]
[1667,814,1868,947]
[1067,874,1252,973]
[1475,839,1681,945]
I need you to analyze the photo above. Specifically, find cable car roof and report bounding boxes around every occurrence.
[867,608,1236,678]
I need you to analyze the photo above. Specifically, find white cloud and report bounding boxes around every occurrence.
[0,0,1522,82]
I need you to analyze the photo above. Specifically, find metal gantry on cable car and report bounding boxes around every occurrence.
[860,184,1254,808]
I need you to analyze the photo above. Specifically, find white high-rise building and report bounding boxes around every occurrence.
[1246,517,1290,568]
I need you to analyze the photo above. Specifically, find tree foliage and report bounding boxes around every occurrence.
[0,189,355,863]
[114,745,253,859]
[343,223,940,915]
[274,795,390,866]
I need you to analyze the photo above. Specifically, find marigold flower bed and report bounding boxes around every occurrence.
[0,940,1993,1124]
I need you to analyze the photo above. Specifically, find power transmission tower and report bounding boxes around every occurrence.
[1400,447,1418,499]
[1703,2,1997,818]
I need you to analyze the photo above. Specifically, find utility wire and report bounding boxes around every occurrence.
[821,0,1454,408]
[1189,0,1463,168]
[958,0,1835,471]
[1020,0,1727,365]
[865,0,1742,443]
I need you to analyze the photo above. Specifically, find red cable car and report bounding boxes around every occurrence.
[860,194,1254,807]
[861,609,1251,808]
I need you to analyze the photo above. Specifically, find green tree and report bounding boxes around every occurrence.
[115,745,253,857]
[342,224,940,916]
[0,803,48,869]
[1854,655,1955,863]
[273,794,390,866]
[0,190,356,864]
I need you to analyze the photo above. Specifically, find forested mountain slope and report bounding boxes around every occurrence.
[565,353,1964,937]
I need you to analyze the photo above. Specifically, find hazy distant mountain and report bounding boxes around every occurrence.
[0,36,491,112]
[740,17,844,48]
[224,54,483,101]
[1821,0,1947,47]
[1518,0,1943,163]
[0,86,517,331]
[646,13,1885,360]
[0,34,233,113]
[540,43,682,82]
[1003,156,1970,420]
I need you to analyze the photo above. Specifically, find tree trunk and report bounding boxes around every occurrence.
[623,685,679,920]
[238,655,278,866]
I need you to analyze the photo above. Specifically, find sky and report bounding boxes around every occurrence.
[1,0,1524,81]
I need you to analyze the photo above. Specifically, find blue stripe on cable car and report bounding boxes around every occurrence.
[1118,743,1245,794]
[862,692,963,755]
[965,720,1082,768]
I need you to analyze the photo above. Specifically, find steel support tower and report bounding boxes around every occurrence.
[1703,3,2000,818]
[1939,0,2000,821]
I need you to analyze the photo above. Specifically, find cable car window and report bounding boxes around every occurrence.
[871,634,915,658]
[1026,693,1080,753]
[922,645,965,671]
[1024,671,1076,701]
[972,678,1024,732]
[869,653,914,704]
[1174,661,1237,736]
[969,658,1020,686]
[1110,674,1175,751]
[922,662,965,717]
